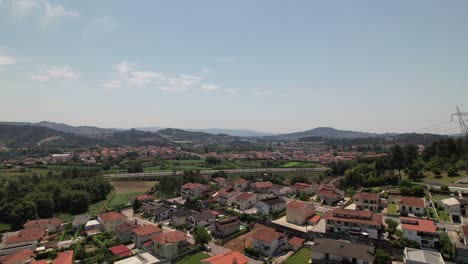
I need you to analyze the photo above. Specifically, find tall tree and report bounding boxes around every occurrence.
[193,226,211,245]
[390,145,405,179]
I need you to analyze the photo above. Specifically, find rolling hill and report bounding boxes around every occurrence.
[266,127,395,141]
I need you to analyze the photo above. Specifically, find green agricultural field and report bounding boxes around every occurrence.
[0,167,56,178]
[422,171,468,183]
[285,248,310,264]
[282,161,317,168]
[176,252,211,264]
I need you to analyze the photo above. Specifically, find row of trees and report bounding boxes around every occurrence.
[0,170,112,229]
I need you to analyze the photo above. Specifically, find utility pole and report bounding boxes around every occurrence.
[451,106,468,166]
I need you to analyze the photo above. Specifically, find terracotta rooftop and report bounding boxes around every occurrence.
[317,186,342,198]
[292,182,313,190]
[115,221,138,234]
[287,200,313,210]
[308,214,322,224]
[333,208,373,219]
[397,196,425,208]
[288,236,305,248]
[151,230,187,245]
[5,227,47,244]
[252,181,273,188]
[323,209,382,227]
[52,250,74,264]
[24,218,61,228]
[135,194,154,201]
[131,225,162,236]
[0,249,35,264]
[181,182,206,189]
[354,192,379,201]
[401,217,436,234]
[252,227,284,243]
[201,251,248,264]
[237,192,255,201]
[109,244,132,257]
[99,211,127,222]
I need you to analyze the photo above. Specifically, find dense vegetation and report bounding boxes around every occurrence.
[0,169,112,229]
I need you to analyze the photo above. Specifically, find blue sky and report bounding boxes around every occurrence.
[1,0,467,134]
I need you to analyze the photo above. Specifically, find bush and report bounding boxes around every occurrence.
[244,247,261,258]
[448,166,459,177]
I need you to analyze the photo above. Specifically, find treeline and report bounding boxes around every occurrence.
[0,169,112,229]
[340,138,468,188]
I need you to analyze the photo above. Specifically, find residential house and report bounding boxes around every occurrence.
[316,186,344,205]
[131,194,154,204]
[171,209,194,227]
[458,198,468,217]
[51,250,74,264]
[115,221,139,241]
[400,217,437,249]
[211,177,226,186]
[224,179,249,191]
[457,226,468,264]
[98,211,128,232]
[441,197,461,222]
[256,197,287,215]
[23,218,62,233]
[72,215,91,230]
[403,247,445,264]
[187,211,216,228]
[154,203,175,222]
[397,196,425,216]
[323,208,383,239]
[286,200,315,225]
[150,231,190,259]
[216,188,239,206]
[0,228,46,256]
[250,181,273,193]
[132,225,162,248]
[310,238,375,264]
[85,220,102,231]
[141,202,160,217]
[288,237,304,251]
[210,217,240,238]
[269,184,293,196]
[235,192,257,211]
[109,245,132,258]
[251,227,287,257]
[308,214,322,226]
[201,251,248,264]
[354,192,381,212]
[291,182,316,195]
[0,249,36,264]
[180,183,208,199]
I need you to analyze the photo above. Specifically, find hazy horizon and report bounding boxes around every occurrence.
[1,1,467,134]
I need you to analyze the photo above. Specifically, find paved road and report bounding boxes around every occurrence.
[103,167,329,179]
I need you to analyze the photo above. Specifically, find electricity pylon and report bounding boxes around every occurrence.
[451,106,468,138]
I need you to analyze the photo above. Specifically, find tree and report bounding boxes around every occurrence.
[403,144,419,167]
[438,233,455,260]
[127,162,143,173]
[390,145,405,179]
[132,198,142,212]
[375,249,391,264]
[193,226,211,245]
[12,200,37,226]
[405,164,424,180]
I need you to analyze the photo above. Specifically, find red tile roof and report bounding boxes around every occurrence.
[181,183,206,189]
[308,214,322,224]
[5,227,47,244]
[0,249,35,264]
[109,244,131,257]
[252,228,284,243]
[151,230,187,245]
[32,260,48,264]
[323,209,382,227]
[237,192,255,201]
[333,208,373,219]
[24,218,61,228]
[287,200,313,210]
[99,211,127,222]
[397,196,425,208]
[291,182,313,190]
[461,225,468,236]
[52,250,74,264]
[288,236,305,248]
[253,181,273,188]
[354,192,379,201]
[400,217,436,234]
[131,225,162,236]
[317,186,342,198]
[135,194,153,201]
[115,221,138,234]
[201,251,248,264]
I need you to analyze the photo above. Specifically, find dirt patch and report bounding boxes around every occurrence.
[223,223,273,252]
[111,181,156,194]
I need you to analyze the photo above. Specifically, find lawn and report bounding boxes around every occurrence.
[107,191,145,210]
[176,252,211,264]
[421,171,468,183]
[282,161,317,168]
[437,209,451,222]
[285,248,310,264]
[0,167,56,178]
[0,222,11,232]
[387,203,398,215]
[111,181,156,194]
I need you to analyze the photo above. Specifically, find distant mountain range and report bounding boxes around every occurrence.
[136,127,274,137]
[0,121,120,135]
[266,127,398,141]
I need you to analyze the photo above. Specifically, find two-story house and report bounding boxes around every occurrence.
[235,192,257,211]
[404,247,445,264]
[316,186,344,205]
[98,211,127,232]
[216,188,239,206]
[397,196,425,217]
[180,183,208,199]
[323,208,383,239]
[132,225,162,248]
[210,217,240,238]
[354,192,380,212]
[187,211,216,228]
[311,238,376,264]
[400,217,437,249]
[269,184,293,196]
[286,200,315,225]
[150,231,190,259]
[115,221,138,241]
[441,197,461,222]
[256,197,287,215]
[171,209,194,227]
[291,182,316,196]
[23,218,62,233]
[250,181,273,193]
[201,251,248,264]
[251,227,287,257]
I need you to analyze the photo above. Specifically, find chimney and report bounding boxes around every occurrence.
[232,258,237,264]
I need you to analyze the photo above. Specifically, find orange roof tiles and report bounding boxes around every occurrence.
[323,209,382,227]
[109,244,132,257]
[181,183,206,189]
[237,192,255,201]
[308,214,322,224]
[252,228,284,243]
[401,217,436,234]
[201,251,248,264]
[131,225,162,236]
[397,196,425,208]
[99,211,127,222]
[52,250,74,264]
[0,249,35,264]
[24,218,61,228]
[253,181,273,188]
[288,236,305,248]
[151,230,187,245]
[287,200,312,210]
[5,227,47,244]
[354,192,379,201]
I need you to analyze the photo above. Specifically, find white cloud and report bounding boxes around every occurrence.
[0,54,16,65]
[8,0,79,26]
[82,16,118,39]
[104,61,167,90]
[30,66,80,81]
[161,74,202,92]
[200,83,219,92]
[224,88,239,94]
